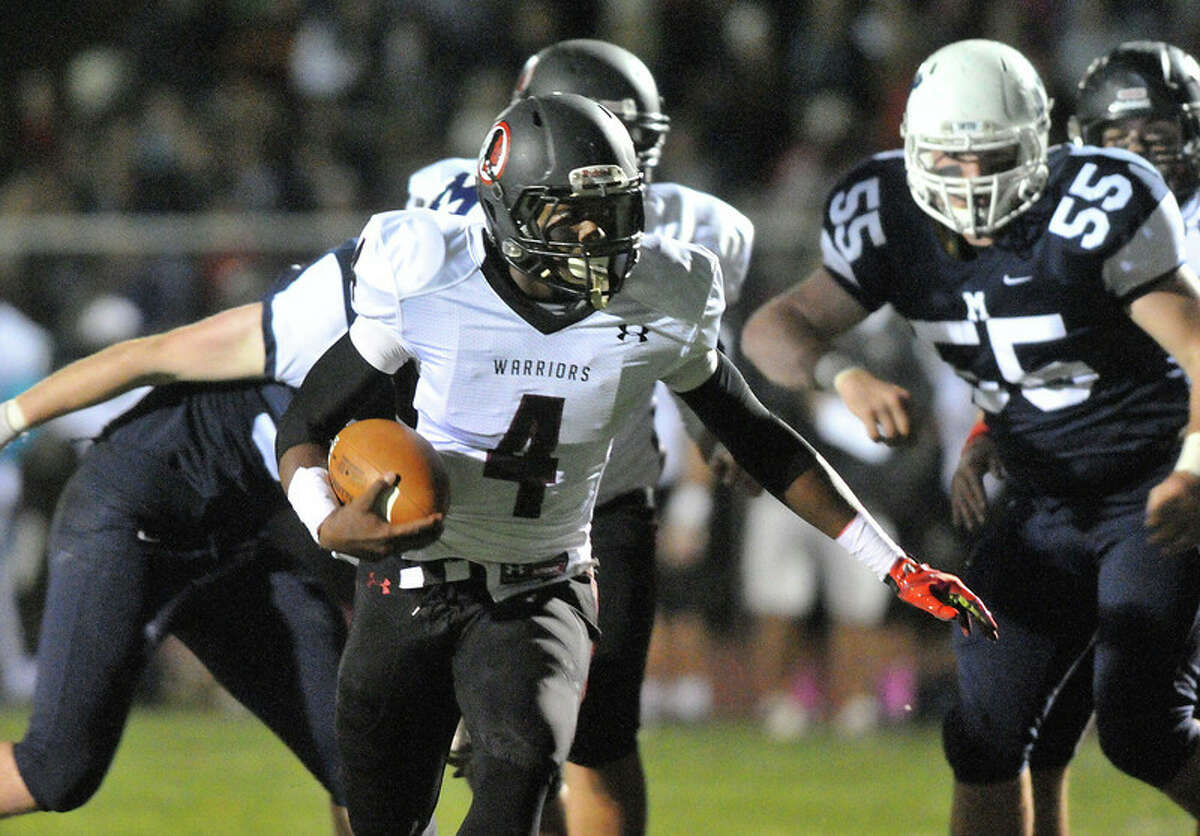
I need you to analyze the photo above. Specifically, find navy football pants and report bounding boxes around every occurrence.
[944,481,1200,787]
[13,459,347,811]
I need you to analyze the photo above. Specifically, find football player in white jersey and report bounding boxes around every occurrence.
[405,38,754,836]
[741,39,1200,835]
[276,93,995,836]
[944,40,1200,836]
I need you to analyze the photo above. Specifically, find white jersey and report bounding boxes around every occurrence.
[347,209,724,595]
[1182,191,1200,271]
[406,158,752,502]
[265,244,359,389]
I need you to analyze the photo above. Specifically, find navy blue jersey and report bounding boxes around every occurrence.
[95,241,360,538]
[821,146,1190,494]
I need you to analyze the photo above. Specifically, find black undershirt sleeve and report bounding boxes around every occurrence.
[676,351,818,498]
[275,332,396,461]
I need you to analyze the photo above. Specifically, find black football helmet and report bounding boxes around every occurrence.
[476,93,644,311]
[1070,40,1200,200]
[512,39,670,173]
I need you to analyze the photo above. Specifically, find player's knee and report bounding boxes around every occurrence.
[1094,706,1198,787]
[941,704,1028,783]
[460,752,558,835]
[13,740,106,812]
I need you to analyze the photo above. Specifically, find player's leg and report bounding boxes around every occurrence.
[170,550,349,832]
[1085,495,1200,813]
[455,573,596,835]
[739,492,821,738]
[5,457,174,814]
[1026,648,1095,836]
[335,558,460,836]
[819,513,897,736]
[943,495,1095,836]
[561,489,656,836]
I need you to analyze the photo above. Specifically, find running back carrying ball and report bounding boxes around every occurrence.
[328,419,450,524]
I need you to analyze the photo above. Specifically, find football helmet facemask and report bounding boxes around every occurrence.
[512,39,670,173]
[902,39,1051,238]
[477,93,644,311]
[1069,40,1200,201]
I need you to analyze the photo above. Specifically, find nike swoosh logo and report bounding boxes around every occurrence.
[136,530,161,543]
[1002,274,1034,285]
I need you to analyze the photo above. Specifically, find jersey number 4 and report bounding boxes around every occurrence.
[483,395,564,518]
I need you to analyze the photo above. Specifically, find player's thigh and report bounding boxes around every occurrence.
[337,561,461,828]
[15,478,174,804]
[1092,512,1200,762]
[739,492,819,618]
[946,496,1096,770]
[455,576,595,770]
[173,558,347,798]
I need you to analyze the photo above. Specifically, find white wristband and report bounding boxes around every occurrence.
[835,513,904,581]
[812,352,860,391]
[1176,432,1200,477]
[0,399,27,448]
[287,466,340,544]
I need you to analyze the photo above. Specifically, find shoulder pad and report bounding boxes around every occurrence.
[646,182,755,305]
[617,234,724,341]
[353,210,482,319]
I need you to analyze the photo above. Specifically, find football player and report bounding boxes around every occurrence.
[404,38,754,836]
[0,248,367,833]
[276,92,995,836]
[740,39,1200,834]
[949,39,1200,836]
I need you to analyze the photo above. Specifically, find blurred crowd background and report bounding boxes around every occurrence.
[2,0,1199,739]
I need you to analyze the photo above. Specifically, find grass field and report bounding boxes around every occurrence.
[0,707,1189,834]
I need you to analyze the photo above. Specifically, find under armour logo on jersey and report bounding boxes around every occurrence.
[366,571,391,595]
[617,325,650,342]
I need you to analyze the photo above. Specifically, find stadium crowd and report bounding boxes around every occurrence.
[2,0,1200,739]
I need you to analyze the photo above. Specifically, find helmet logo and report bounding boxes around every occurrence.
[1117,86,1149,100]
[478,121,512,185]
[569,165,631,193]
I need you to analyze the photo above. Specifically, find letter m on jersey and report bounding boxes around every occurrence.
[963,290,989,322]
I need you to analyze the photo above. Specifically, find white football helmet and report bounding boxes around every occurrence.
[901,39,1051,237]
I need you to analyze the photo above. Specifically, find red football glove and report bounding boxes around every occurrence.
[887,557,998,641]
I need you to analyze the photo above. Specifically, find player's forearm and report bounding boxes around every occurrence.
[740,298,826,390]
[12,338,168,430]
[9,304,267,434]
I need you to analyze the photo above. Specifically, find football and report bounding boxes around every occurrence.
[327,419,450,524]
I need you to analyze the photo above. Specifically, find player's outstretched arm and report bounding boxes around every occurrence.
[1130,265,1200,552]
[676,350,997,639]
[740,266,869,390]
[0,303,266,448]
[741,266,914,444]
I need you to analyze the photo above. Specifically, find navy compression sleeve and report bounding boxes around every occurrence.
[275,332,394,460]
[676,352,818,498]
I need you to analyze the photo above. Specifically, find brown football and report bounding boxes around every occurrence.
[327,419,450,524]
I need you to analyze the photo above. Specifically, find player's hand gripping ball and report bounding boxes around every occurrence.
[328,419,450,524]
